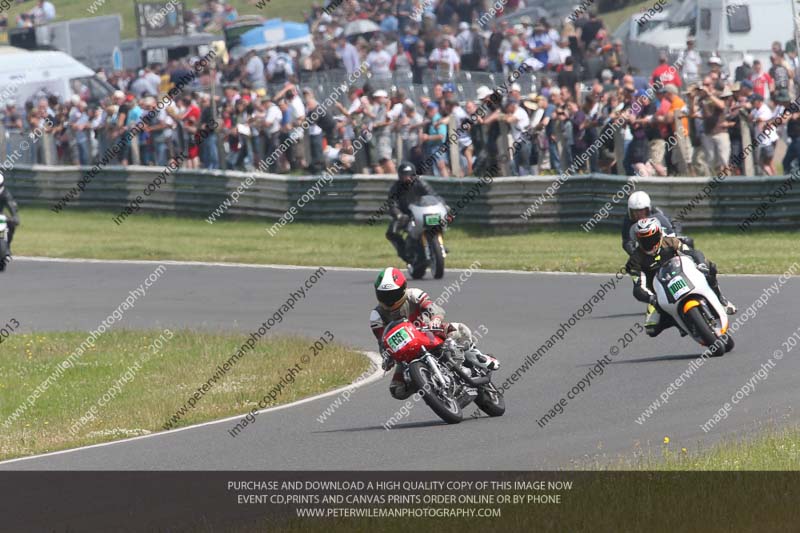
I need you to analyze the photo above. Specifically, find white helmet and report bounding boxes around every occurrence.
[627,191,651,220]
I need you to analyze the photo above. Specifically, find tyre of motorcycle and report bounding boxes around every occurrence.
[407,238,427,279]
[427,230,445,280]
[0,239,8,272]
[684,306,726,356]
[474,383,506,417]
[408,360,463,424]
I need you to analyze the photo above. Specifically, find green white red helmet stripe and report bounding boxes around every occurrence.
[375,267,405,291]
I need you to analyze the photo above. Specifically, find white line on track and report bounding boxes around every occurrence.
[0,352,384,466]
[13,256,781,278]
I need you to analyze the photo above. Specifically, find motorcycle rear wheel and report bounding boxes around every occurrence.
[408,360,463,424]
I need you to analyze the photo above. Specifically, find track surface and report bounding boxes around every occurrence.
[1,258,798,470]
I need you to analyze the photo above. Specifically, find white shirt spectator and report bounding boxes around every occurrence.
[429,47,460,77]
[366,49,392,76]
[753,102,779,145]
[31,1,56,23]
[510,106,530,142]
[680,48,702,82]
[144,71,161,96]
[265,102,282,135]
[450,105,472,148]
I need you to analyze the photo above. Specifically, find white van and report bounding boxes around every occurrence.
[694,0,796,73]
[0,46,113,108]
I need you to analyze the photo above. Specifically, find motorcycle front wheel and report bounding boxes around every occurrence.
[685,306,726,356]
[408,239,427,279]
[0,239,8,272]
[408,360,462,424]
[475,383,505,417]
[428,232,445,279]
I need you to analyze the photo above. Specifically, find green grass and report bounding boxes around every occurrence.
[0,0,313,41]
[576,426,800,470]
[12,207,797,274]
[0,329,370,461]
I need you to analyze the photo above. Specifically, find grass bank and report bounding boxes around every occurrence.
[12,207,797,274]
[0,329,370,461]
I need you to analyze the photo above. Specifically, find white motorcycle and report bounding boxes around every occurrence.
[653,255,734,355]
[404,195,449,280]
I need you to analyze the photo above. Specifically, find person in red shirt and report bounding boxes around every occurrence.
[651,52,682,90]
[749,59,774,100]
[181,96,202,168]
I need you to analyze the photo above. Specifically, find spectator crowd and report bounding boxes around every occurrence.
[2,0,800,177]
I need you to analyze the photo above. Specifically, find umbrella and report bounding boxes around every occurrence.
[231,18,312,59]
[344,19,380,37]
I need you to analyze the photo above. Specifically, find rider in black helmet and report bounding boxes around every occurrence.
[385,161,437,262]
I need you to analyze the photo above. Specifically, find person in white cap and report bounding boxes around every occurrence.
[456,21,481,71]
[0,170,19,256]
[707,55,728,81]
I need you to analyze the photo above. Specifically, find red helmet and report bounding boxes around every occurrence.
[374,267,407,308]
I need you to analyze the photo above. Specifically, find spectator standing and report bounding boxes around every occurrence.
[750,60,774,101]
[336,35,362,76]
[679,37,701,84]
[367,40,393,80]
[429,37,460,78]
[242,50,266,90]
[751,93,778,175]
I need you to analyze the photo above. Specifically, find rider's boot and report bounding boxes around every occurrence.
[701,262,737,315]
[645,304,668,337]
[709,284,737,315]
[463,343,500,371]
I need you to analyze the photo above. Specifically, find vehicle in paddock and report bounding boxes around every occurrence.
[381,318,505,424]
[653,255,735,355]
[403,195,449,280]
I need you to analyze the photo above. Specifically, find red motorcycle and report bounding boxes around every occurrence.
[381,319,505,424]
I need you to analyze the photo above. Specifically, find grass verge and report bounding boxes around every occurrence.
[13,207,797,274]
[0,329,370,461]
[0,0,313,41]
[593,425,800,471]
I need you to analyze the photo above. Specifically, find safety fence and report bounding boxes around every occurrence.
[7,165,800,229]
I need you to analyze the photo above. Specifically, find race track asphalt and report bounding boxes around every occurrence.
[2,257,798,470]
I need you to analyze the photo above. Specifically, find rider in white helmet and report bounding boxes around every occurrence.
[622,191,690,255]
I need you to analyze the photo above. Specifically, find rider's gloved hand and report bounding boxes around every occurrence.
[396,213,410,227]
[10,217,18,226]
[696,263,709,274]
[648,294,658,307]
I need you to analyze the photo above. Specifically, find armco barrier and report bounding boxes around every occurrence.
[6,165,800,229]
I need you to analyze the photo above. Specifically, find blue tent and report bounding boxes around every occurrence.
[232,19,312,58]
